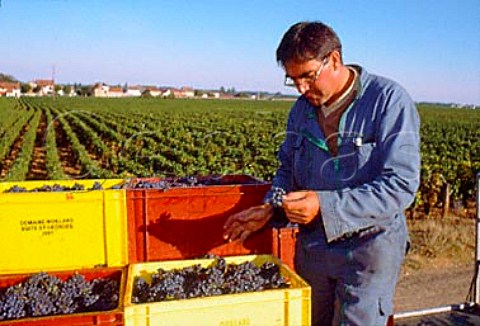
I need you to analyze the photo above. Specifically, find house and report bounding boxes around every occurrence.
[125,86,142,97]
[65,86,77,97]
[92,83,124,97]
[168,87,195,98]
[219,93,235,99]
[108,86,124,98]
[200,90,221,99]
[142,87,163,97]
[92,83,109,97]
[0,82,21,97]
[179,86,195,98]
[162,88,176,98]
[31,79,55,96]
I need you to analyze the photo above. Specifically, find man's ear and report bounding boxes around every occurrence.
[330,50,342,70]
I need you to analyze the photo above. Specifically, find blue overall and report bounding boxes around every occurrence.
[267,66,420,325]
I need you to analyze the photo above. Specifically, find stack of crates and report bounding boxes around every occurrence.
[123,175,309,325]
[125,174,299,271]
[0,176,308,325]
[0,179,129,325]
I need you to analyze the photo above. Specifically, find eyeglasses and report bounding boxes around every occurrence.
[284,57,329,88]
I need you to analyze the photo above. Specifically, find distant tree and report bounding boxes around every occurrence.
[81,85,92,96]
[220,86,226,93]
[21,83,32,93]
[236,92,249,98]
[141,90,152,98]
[64,85,73,94]
[76,85,92,96]
[0,73,18,83]
[54,85,62,93]
[33,85,42,93]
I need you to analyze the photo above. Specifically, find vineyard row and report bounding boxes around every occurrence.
[0,96,478,217]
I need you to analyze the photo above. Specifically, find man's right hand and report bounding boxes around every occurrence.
[223,204,273,243]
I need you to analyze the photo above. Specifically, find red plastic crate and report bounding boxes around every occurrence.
[0,268,124,326]
[126,175,275,263]
[387,315,395,326]
[272,225,299,272]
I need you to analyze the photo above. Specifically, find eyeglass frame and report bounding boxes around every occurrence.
[283,55,330,88]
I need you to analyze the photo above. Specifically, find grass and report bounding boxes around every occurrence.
[404,213,476,272]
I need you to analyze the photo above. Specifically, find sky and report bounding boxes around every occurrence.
[0,0,479,105]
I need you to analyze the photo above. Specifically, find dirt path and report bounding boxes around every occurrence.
[394,263,474,313]
[26,111,47,179]
[0,122,29,178]
[54,118,82,177]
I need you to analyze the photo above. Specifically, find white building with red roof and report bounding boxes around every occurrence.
[0,82,21,97]
[28,79,55,96]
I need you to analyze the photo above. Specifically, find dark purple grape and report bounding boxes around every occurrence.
[0,272,119,321]
[131,256,289,304]
[268,186,286,208]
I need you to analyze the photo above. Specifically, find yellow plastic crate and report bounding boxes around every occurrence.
[124,255,311,326]
[0,179,128,274]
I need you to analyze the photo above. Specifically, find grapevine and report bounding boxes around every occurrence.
[1,97,478,215]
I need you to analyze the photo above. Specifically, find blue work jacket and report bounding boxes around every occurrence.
[268,65,420,243]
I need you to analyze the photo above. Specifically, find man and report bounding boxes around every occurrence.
[223,21,420,326]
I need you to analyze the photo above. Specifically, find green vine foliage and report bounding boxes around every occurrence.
[0,97,478,217]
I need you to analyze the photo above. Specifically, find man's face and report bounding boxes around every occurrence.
[283,55,336,107]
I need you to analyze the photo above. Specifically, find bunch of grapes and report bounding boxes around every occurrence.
[131,176,200,190]
[4,182,106,193]
[131,175,263,190]
[131,256,289,304]
[0,272,119,321]
[268,186,286,208]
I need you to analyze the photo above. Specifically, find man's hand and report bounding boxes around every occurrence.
[223,204,273,242]
[282,191,320,224]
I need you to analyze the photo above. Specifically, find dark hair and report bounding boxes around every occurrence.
[276,21,342,66]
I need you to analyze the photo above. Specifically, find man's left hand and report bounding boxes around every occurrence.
[282,191,320,225]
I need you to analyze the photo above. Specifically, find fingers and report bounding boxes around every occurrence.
[282,191,320,225]
[224,208,259,231]
[283,191,308,202]
[284,210,305,224]
[222,209,255,241]
[223,221,243,241]
[238,229,252,243]
[223,211,244,230]
[223,204,273,242]
[282,191,308,211]
[223,221,254,243]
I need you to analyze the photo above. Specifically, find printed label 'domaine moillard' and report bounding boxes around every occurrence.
[19,217,74,236]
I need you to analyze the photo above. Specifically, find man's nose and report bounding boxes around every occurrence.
[297,82,310,94]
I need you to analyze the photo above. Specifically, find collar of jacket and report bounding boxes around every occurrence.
[304,64,365,120]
